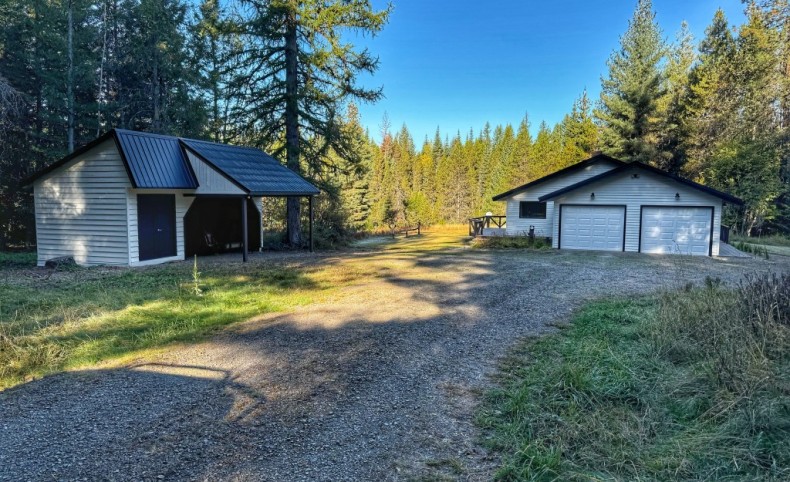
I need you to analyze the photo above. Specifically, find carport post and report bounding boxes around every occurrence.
[241,197,248,262]
[309,195,314,253]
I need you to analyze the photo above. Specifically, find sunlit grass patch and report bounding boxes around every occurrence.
[0,227,478,390]
[0,261,329,389]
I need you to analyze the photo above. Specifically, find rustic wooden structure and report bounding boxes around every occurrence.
[468,215,506,237]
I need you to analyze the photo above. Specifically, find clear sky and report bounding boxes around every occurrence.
[354,0,746,143]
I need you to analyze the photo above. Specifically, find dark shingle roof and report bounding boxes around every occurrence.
[24,129,319,196]
[181,138,320,196]
[114,129,198,189]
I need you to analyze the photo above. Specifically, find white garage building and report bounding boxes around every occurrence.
[492,154,742,256]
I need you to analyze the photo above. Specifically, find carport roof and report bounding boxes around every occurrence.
[181,138,319,196]
[537,161,744,205]
[23,129,319,196]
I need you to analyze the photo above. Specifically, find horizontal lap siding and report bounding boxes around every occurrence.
[550,170,723,255]
[34,140,131,266]
[504,160,620,237]
[127,191,194,265]
[186,150,245,195]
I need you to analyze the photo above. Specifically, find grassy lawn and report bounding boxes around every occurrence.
[0,225,470,390]
[731,233,790,247]
[479,274,790,481]
[0,258,329,389]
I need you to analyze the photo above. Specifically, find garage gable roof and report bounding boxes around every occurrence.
[23,129,319,196]
[537,161,744,205]
[491,153,625,201]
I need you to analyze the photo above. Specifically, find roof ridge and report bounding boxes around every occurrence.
[491,153,625,201]
[537,161,743,205]
[179,136,263,152]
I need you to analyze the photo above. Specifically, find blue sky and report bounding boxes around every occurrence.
[353,0,746,143]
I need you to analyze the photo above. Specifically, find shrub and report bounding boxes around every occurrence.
[472,235,551,250]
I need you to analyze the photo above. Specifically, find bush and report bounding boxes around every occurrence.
[472,236,551,250]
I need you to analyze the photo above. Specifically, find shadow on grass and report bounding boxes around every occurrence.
[0,262,323,389]
[0,248,502,480]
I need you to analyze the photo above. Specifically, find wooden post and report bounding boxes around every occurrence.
[259,198,264,252]
[308,196,314,253]
[417,222,421,236]
[241,197,248,262]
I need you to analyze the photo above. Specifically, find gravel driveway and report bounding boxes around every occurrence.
[1,236,786,481]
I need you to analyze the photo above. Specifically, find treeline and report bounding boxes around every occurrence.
[359,0,790,235]
[356,93,597,229]
[357,0,790,235]
[1,0,789,249]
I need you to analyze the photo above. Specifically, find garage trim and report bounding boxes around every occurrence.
[638,205,715,257]
[558,204,627,252]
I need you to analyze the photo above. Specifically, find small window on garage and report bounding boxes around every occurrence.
[519,201,547,219]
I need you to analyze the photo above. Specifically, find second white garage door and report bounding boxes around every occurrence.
[640,206,713,256]
[560,205,625,251]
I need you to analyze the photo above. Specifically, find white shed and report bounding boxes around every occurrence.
[493,155,742,256]
[24,129,319,267]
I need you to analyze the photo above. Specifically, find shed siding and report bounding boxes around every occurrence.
[502,160,620,237]
[33,140,131,266]
[549,170,724,255]
[127,190,194,266]
[185,150,245,195]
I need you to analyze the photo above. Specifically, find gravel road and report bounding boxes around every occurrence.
[1,238,785,481]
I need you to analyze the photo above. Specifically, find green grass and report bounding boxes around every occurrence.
[0,251,36,268]
[0,259,338,389]
[479,275,790,481]
[733,240,771,259]
[731,233,790,247]
[0,226,474,390]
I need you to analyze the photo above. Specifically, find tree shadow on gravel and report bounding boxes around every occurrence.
[0,243,777,481]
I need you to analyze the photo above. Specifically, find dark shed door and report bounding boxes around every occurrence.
[137,194,177,261]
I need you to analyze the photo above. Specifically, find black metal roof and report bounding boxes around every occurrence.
[114,129,199,189]
[181,139,320,196]
[537,161,744,205]
[491,153,625,201]
[23,129,319,196]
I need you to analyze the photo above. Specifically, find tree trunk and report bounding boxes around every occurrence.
[152,60,160,132]
[211,35,220,142]
[96,0,107,136]
[67,0,74,153]
[284,6,301,246]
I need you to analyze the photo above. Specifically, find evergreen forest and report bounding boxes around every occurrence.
[1,0,789,247]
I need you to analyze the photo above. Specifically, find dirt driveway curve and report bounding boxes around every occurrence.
[1,234,785,481]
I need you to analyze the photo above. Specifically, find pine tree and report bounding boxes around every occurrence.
[596,0,666,163]
[685,9,737,177]
[230,0,390,246]
[657,22,695,173]
[560,90,598,162]
[511,115,533,185]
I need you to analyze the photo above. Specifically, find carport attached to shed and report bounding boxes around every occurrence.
[179,137,321,261]
[25,129,320,266]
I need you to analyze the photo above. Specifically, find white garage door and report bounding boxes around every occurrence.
[640,207,712,256]
[560,205,625,251]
